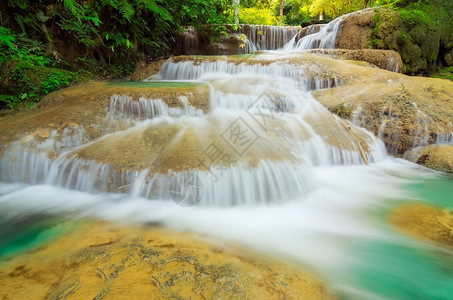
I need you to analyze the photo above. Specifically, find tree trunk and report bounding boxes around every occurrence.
[279,0,284,25]
[319,9,324,21]
[363,0,369,9]
[233,0,240,25]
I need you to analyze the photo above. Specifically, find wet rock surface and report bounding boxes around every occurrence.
[306,49,403,72]
[390,204,453,247]
[130,59,167,81]
[313,66,453,156]
[0,222,333,299]
[0,81,209,156]
[403,144,453,174]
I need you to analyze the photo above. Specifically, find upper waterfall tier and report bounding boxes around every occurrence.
[178,24,301,55]
[284,8,378,51]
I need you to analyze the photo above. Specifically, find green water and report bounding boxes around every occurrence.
[407,175,453,208]
[340,174,453,300]
[0,219,78,259]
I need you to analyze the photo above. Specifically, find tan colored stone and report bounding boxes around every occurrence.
[0,222,334,300]
[37,128,49,138]
[403,144,453,174]
[390,204,453,247]
[313,66,453,155]
[130,59,167,81]
[335,9,375,50]
[305,49,403,72]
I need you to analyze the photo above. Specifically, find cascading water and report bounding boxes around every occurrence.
[1,20,453,300]
[290,17,342,50]
[237,24,301,52]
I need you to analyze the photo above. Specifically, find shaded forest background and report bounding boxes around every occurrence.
[0,0,452,109]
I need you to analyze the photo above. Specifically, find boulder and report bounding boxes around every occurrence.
[205,34,245,55]
[335,8,375,50]
[403,144,453,174]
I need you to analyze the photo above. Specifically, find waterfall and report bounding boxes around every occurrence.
[238,25,301,51]
[150,55,342,91]
[2,9,453,300]
[284,8,377,51]
[179,24,301,55]
[292,17,343,50]
[0,52,387,207]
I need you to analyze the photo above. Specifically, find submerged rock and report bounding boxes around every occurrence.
[390,204,453,247]
[403,144,453,174]
[0,222,333,299]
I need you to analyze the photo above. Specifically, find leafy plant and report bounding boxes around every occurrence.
[238,7,279,25]
[0,26,83,110]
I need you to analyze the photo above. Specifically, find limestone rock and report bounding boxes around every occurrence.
[313,65,453,155]
[205,34,245,55]
[36,128,49,138]
[390,204,453,247]
[0,81,209,156]
[306,49,403,72]
[403,144,453,174]
[130,59,166,81]
[0,222,334,299]
[335,9,375,50]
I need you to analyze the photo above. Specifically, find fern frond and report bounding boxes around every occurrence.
[140,0,173,22]
[118,0,135,21]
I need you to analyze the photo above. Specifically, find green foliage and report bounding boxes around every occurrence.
[238,8,279,25]
[430,66,453,82]
[1,0,233,110]
[0,27,84,110]
[276,0,310,25]
[369,0,453,75]
[308,0,363,18]
[330,103,354,119]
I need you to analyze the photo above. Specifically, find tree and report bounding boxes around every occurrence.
[233,0,240,24]
[279,0,284,24]
[308,0,363,19]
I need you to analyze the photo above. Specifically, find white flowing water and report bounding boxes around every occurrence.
[1,38,453,300]
[238,24,301,52]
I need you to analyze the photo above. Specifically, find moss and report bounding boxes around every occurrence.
[430,66,453,81]
[369,3,450,75]
[329,103,354,119]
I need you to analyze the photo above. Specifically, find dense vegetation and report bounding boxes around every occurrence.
[0,0,232,109]
[0,0,451,109]
[369,0,453,74]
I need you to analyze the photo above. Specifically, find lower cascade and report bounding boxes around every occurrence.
[0,51,388,207]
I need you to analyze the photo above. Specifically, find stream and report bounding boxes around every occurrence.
[1,13,453,300]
